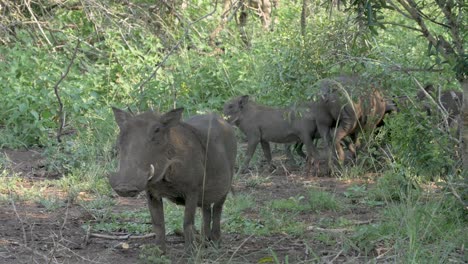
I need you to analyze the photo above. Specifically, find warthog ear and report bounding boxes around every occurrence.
[239,95,249,108]
[112,107,133,129]
[160,108,184,128]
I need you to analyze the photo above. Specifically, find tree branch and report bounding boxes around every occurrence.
[159,0,186,27]
[434,0,464,57]
[387,0,413,19]
[25,0,53,47]
[209,0,243,46]
[53,40,80,143]
[412,2,451,29]
[138,1,219,103]
[389,65,445,73]
[396,0,454,61]
[380,21,422,32]
[89,232,156,240]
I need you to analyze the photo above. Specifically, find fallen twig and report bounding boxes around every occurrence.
[89,232,156,240]
[446,180,468,210]
[352,219,375,225]
[9,193,27,245]
[82,225,91,247]
[227,234,254,263]
[307,219,375,234]
[306,226,350,233]
[328,249,343,263]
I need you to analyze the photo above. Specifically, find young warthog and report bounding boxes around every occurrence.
[223,95,318,173]
[314,76,387,163]
[110,108,237,252]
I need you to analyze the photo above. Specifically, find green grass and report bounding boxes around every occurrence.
[224,193,256,214]
[349,189,466,263]
[90,208,153,235]
[87,200,190,235]
[369,170,419,202]
[269,189,341,213]
[0,118,463,264]
[38,195,66,211]
[79,195,116,221]
[0,172,54,203]
[223,190,342,237]
[269,196,309,212]
[307,189,341,212]
[138,245,171,264]
[0,128,29,149]
[245,174,271,188]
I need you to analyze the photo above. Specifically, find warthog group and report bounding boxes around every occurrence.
[108,75,461,252]
[224,76,393,174]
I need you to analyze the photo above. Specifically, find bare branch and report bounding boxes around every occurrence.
[159,0,186,27]
[380,21,422,32]
[387,0,413,19]
[446,180,468,210]
[210,0,242,46]
[89,232,156,240]
[138,1,219,100]
[10,196,27,245]
[53,40,80,143]
[389,65,445,73]
[435,0,464,57]
[25,0,53,47]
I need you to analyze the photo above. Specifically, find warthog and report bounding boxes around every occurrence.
[109,107,237,252]
[417,84,462,133]
[313,76,387,163]
[223,95,318,173]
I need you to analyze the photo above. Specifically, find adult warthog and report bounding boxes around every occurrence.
[109,108,237,252]
[417,84,462,135]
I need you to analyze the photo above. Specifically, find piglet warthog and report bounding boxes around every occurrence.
[223,95,317,173]
[314,76,387,163]
[110,107,237,252]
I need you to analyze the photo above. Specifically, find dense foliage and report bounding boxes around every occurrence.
[0,1,465,262]
[0,0,462,176]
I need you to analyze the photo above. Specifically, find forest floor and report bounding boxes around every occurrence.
[0,148,386,264]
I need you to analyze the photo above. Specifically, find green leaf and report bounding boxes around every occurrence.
[30,110,39,120]
[19,103,28,113]
[257,256,274,263]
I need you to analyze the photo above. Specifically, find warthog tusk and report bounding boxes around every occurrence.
[147,159,182,183]
[148,164,155,181]
[226,115,238,124]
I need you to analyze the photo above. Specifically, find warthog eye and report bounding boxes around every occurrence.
[149,125,163,142]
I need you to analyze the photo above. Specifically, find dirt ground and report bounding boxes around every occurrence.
[0,148,381,264]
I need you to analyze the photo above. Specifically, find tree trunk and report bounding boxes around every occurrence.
[462,78,468,173]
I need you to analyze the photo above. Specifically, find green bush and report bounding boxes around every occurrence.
[384,108,457,180]
[370,170,420,202]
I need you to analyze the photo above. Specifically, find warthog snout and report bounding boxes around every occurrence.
[109,172,141,197]
[114,187,140,197]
